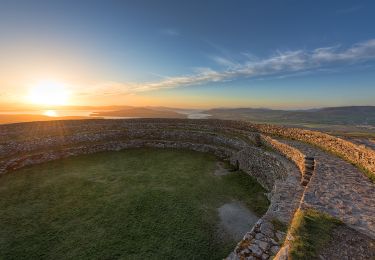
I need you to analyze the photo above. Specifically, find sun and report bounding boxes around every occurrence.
[28,81,69,106]
[43,110,58,117]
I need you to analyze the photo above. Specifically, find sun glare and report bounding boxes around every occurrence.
[28,81,69,106]
[43,110,58,117]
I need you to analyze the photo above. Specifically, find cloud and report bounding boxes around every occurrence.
[210,56,239,68]
[96,39,375,94]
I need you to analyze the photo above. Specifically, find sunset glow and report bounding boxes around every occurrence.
[0,1,374,110]
[27,82,69,106]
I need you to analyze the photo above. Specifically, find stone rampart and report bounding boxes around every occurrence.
[1,140,235,174]
[2,118,374,179]
[4,118,367,259]
[0,121,284,190]
[256,124,375,177]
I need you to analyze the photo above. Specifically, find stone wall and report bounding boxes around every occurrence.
[259,134,306,175]
[0,140,235,174]
[2,118,374,178]
[230,147,288,191]
[0,119,317,260]
[256,124,375,177]
[0,121,285,191]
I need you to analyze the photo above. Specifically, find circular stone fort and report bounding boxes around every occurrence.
[0,118,374,259]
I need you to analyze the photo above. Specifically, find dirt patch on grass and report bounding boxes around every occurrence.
[214,161,233,176]
[218,201,259,241]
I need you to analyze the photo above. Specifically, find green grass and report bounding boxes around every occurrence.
[289,209,342,260]
[0,148,269,259]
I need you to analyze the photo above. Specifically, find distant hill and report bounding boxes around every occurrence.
[204,106,375,126]
[91,107,186,118]
[0,114,96,125]
[2,106,374,130]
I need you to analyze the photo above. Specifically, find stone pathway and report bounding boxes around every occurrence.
[277,139,375,239]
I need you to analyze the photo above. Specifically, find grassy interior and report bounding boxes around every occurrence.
[288,208,342,260]
[0,148,269,259]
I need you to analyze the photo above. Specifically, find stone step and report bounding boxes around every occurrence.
[305,160,315,164]
[301,178,309,186]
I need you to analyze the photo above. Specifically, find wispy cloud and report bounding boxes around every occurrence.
[210,56,239,68]
[95,39,375,95]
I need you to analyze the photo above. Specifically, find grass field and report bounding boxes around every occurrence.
[0,148,269,259]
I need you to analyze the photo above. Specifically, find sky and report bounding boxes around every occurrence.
[0,0,375,109]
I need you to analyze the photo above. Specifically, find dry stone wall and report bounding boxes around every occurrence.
[256,124,375,177]
[259,134,306,175]
[3,118,372,176]
[0,119,308,259]
[0,120,285,188]
[1,118,372,259]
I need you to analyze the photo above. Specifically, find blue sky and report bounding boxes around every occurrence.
[0,0,375,108]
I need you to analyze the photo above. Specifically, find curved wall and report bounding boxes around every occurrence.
[0,119,327,260]
[256,124,375,176]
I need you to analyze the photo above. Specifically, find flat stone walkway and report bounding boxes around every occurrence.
[278,139,375,239]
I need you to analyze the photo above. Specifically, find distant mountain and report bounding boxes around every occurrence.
[204,106,375,125]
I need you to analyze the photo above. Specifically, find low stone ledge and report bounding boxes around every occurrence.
[226,146,304,260]
[0,126,255,160]
[259,135,306,180]
[228,218,287,260]
[0,140,235,175]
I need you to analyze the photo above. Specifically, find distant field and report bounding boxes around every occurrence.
[0,149,268,259]
[206,106,375,140]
